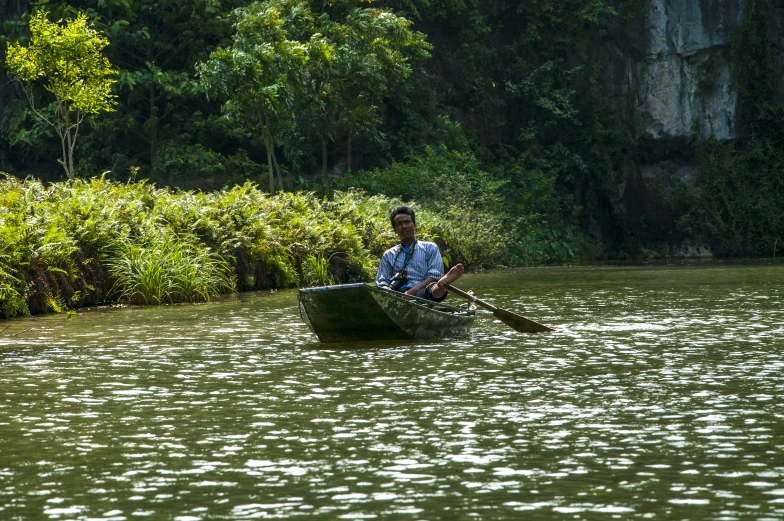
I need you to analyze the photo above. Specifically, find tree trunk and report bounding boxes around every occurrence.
[149,82,157,174]
[59,132,70,179]
[260,115,283,190]
[346,133,352,173]
[271,146,283,191]
[321,136,328,191]
[261,120,274,193]
[67,111,83,180]
[58,105,73,179]
[67,130,75,179]
[265,133,274,193]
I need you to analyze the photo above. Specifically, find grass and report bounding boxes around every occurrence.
[107,237,235,305]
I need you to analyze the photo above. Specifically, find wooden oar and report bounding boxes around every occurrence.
[442,283,554,333]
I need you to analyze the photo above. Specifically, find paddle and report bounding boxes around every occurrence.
[442,283,554,333]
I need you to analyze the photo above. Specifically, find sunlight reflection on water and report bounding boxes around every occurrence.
[1,263,783,520]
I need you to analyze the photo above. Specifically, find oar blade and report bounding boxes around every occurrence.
[493,307,554,333]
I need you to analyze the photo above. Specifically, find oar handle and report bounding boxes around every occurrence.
[442,283,498,313]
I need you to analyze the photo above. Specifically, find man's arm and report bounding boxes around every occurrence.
[404,243,445,295]
[426,244,445,281]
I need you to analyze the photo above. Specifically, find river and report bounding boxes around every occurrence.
[1,262,783,520]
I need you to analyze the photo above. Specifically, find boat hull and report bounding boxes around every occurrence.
[298,283,476,343]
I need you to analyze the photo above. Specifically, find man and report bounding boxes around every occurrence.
[376,205,464,301]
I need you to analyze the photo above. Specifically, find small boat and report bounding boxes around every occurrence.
[298,283,476,343]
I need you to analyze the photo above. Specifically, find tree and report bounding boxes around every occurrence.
[82,0,242,180]
[5,10,117,179]
[284,14,339,191]
[199,0,313,193]
[279,5,431,188]
[333,7,430,173]
[12,0,249,183]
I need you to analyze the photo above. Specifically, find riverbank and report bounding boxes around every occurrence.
[0,176,514,319]
[5,175,777,320]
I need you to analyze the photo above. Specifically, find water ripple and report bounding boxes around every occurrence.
[1,265,783,519]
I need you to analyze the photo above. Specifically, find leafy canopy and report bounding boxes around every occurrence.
[5,10,117,179]
[200,0,313,192]
[6,10,117,115]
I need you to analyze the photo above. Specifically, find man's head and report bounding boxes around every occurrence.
[390,206,416,228]
[390,206,416,243]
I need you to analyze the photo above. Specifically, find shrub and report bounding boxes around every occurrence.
[432,205,507,269]
[301,255,334,287]
[333,146,505,212]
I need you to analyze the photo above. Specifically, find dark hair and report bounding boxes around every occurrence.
[390,206,416,228]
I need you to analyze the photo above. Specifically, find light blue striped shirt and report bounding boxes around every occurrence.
[375,240,444,291]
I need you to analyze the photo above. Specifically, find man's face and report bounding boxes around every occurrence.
[393,213,416,242]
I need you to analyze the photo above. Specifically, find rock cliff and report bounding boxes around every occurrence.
[618,0,783,158]
[601,0,784,256]
[635,0,743,143]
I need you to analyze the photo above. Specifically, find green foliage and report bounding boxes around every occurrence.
[302,255,335,286]
[335,146,588,264]
[335,146,504,211]
[679,136,784,256]
[5,10,117,179]
[331,6,431,173]
[199,0,430,191]
[433,205,506,269]
[729,0,777,135]
[506,215,550,266]
[200,0,313,192]
[0,255,28,318]
[107,235,236,305]
[377,0,642,255]
[40,0,244,182]
[679,0,784,256]
[6,11,117,114]
[0,175,83,317]
[284,4,430,186]
[5,0,779,260]
[325,188,400,257]
[0,100,56,162]
[2,173,559,318]
[0,154,596,321]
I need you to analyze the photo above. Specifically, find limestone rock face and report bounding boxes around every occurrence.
[634,0,743,142]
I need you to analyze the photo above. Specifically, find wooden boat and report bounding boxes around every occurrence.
[298,283,476,343]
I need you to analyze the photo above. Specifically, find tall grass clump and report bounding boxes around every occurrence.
[107,236,235,305]
[301,255,335,287]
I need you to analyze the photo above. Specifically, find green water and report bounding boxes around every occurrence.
[1,263,783,520]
